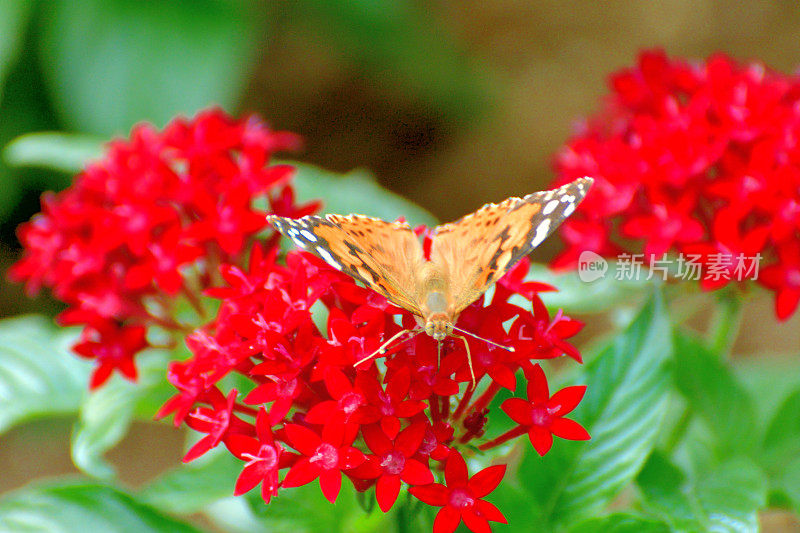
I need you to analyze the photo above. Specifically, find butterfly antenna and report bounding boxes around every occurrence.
[452,326,515,353]
[452,334,476,389]
[354,329,422,368]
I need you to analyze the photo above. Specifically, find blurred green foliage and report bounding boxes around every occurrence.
[0,0,485,239]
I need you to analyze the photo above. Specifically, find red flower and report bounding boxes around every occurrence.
[760,241,800,319]
[498,363,590,456]
[72,320,148,388]
[351,421,434,511]
[9,108,306,387]
[553,49,800,320]
[226,407,284,504]
[281,422,366,503]
[410,451,507,533]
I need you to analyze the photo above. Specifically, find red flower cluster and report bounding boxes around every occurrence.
[9,108,315,387]
[157,243,589,533]
[553,49,800,319]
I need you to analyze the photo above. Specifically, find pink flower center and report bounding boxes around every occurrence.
[531,405,555,427]
[378,391,395,416]
[258,444,279,469]
[276,378,297,397]
[418,428,437,455]
[310,442,339,470]
[338,391,363,415]
[380,450,406,476]
[448,488,475,510]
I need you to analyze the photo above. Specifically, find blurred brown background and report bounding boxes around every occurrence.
[1,2,799,530]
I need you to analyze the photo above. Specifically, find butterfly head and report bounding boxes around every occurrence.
[424,313,453,341]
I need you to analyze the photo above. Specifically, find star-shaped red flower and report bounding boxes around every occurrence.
[281,422,365,503]
[409,451,507,533]
[500,363,590,456]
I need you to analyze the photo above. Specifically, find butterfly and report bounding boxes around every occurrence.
[267,176,593,384]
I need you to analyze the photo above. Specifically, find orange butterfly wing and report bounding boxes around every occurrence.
[430,177,593,314]
[267,213,426,315]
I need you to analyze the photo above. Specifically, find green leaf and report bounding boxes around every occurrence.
[773,456,800,514]
[517,289,673,529]
[290,161,437,226]
[0,0,32,101]
[673,330,758,457]
[524,262,651,315]
[295,0,488,122]
[762,387,800,472]
[0,30,64,219]
[4,131,104,173]
[244,481,395,533]
[568,513,670,533]
[638,453,767,532]
[0,479,202,533]
[71,351,173,479]
[0,315,89,434]
[637,451,702,531]
[139,449,242,515]
[38,0,260,136]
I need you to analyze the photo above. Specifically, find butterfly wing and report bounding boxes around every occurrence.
[267,213,426,315]
[430,177,593,314]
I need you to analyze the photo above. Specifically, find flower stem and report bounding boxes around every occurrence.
[452,386,474,421]
[478,426,526,450]
[707,290,743,357]
[468,382,501,416]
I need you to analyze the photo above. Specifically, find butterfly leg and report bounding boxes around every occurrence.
[453,334,476,389]
[437,341,442,371]
[354,328,413,368]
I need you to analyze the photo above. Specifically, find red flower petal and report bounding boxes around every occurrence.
[467,465,506,498]
[433,506,461,533]
[476,500,507,523]
[550,418,591,441]
[444,450,469,486]
[528,426,554,456]
[318,468,342,503]
[224,434,259,461]
[376,474,401,512]
[401,458,434,486]
[340,446,366,470]
[284,423,322,456]
[362,424,393,455]
[409,483,449,506]
[281,457,319,488]
[526,364,550,403]
[395,421,426,457]
[488,364,517,391]
[324,367,352,398]
[462,511,491,533]
[386,365,411,400]
[233,462,263,496]
[304,401,338,424]
[501,398,532,426]
[380,415,401,440]
[549,385,587,416]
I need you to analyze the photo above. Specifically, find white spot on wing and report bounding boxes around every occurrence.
[300,230,317,242]
[543,199,559,215]
[563,202,576,217]
[530,219,551,248]
[316,246,342,270]
[291,236,307,249]
[561,194,576,204]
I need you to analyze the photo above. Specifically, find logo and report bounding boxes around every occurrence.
[577,251,608,282]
